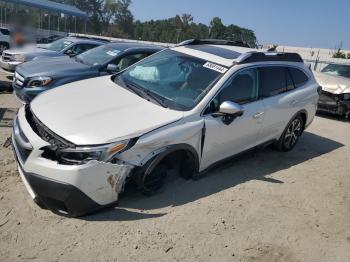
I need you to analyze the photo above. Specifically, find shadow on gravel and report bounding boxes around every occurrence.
[87,131,344,221]
[0,80,13,93]
[84,208,167,222]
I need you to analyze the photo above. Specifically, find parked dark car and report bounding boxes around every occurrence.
[37,34,64,44]
[13,42,163,103]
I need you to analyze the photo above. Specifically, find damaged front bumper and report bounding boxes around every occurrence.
[12,107,134,217]
[318,90,350,117]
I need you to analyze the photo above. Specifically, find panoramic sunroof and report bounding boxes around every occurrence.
[185,45,241,59]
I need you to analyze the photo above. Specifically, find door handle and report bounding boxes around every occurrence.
[253,112,264,119]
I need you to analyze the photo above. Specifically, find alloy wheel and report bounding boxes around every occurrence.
[283,118,302,149]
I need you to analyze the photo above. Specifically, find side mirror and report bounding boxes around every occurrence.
[214,101,244,125]
[106,64,119,73]
[219,101,244,116]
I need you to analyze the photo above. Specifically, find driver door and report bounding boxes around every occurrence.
[200,68,265,170]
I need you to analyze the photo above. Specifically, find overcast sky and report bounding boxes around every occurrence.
[130,0,350,50]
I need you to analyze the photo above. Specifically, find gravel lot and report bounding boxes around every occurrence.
[0,74,349,262]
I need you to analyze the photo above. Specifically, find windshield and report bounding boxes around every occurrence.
[46,39,73,52]
[77,45,122,66]
[321,64,350,78]
[117,49,224,110]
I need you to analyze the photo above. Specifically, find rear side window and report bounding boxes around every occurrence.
[289,68,308,87]
[259,67,289,97]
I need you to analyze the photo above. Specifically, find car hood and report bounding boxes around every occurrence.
[17,56,93,78]
[4,45,60,60]
[30,76,184,145]
[314,71,350,94]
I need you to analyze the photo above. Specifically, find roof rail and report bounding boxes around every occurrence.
[177,39,251,48]
[236,51,304,64]
[69,35,111,43]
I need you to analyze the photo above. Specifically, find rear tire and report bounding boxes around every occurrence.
[275,115,304,152]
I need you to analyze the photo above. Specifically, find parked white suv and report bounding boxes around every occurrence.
[12,40,320,217]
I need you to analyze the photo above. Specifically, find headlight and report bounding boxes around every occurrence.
[27,76,52,87]
[57,140,130,165]
[13,54,26,62]
[343,93,350,100]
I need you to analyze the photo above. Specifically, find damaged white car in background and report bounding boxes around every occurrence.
[314,63,350,118]
[12,40,319,217]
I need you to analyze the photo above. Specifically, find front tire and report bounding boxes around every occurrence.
[275,115,304,152]
[140,164,168,196]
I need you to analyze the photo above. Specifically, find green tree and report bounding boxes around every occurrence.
[209,17,225,39]
[114,0,134,37]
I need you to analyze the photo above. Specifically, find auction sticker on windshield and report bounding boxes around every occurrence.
[203,62,228,74]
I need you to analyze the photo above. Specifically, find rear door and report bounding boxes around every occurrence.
[201,68,265,170]
[257,66,301,142]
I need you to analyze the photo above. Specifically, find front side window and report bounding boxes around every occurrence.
[46,39,73,52]
[321,64,350,78]
[204,68,258,114]
[117,49,224,110]
[115,53,149,71]
[218,68,259,105]
[66,43,98,56]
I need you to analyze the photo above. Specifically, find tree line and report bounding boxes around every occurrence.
[0,0,257,46]
[56,0,257,46]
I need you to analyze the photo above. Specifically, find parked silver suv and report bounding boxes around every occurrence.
[12,40,320,217]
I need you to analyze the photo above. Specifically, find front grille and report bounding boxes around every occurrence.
[13,71,25,88]
[2,52,12,62]
[25,105,74,149]
[13,117,32,163]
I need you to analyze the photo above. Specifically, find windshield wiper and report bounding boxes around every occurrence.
[142,89,168,108]
[122,79,168,108]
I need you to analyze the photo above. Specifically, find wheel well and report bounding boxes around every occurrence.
[157,149,197,178]
[131,148,199,192]
[298,111,307,131]
[143,146,199,178]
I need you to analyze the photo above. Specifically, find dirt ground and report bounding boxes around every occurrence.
[0,73,349,262]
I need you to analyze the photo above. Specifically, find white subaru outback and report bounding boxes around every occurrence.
[12,40,320,217]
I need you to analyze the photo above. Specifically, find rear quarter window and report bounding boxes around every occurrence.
[289,67,308,87]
